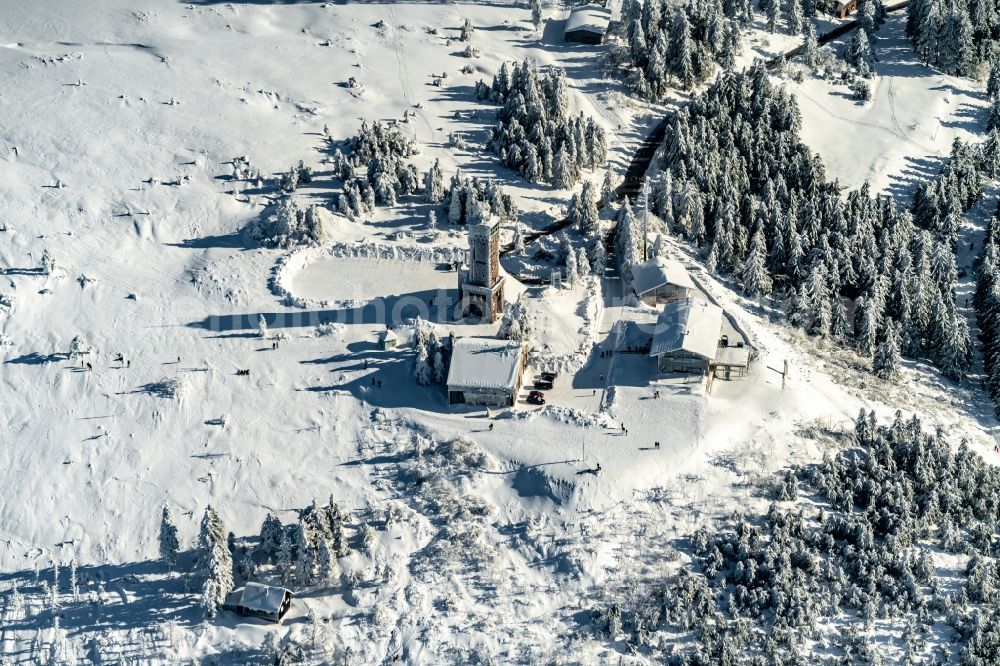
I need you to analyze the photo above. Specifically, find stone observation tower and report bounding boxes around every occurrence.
[458,218,505,322]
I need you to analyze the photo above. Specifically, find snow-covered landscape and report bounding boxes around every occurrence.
[4,0,1000,663]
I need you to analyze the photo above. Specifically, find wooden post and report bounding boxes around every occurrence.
[782,359,789,390]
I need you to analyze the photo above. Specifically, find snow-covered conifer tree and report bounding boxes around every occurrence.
[258,513,283,562]
[787,0,804,34]
[197,507,233,618]
[159,506,180,568]
[414,341,433,386]
[600,170,616,207]
[552,145,573,189]
[565,247,579,287]
[739,228,772,297]
[873,317,902,379]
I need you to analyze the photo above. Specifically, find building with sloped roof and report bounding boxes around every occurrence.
[649,297,724,375]
[630,256,695,306]
[223,582,293,623]
[446,337,527,406]
[565,4,612,44]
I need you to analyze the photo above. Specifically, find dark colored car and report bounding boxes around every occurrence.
[527,390,546,405]
[540,371,558,381]
[534,379,554,391]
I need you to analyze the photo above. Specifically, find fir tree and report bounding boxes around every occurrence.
[740,228,772,297]
[873,318,902,380]
[530,0,543,30]
[197,507,233,618]
[159,506,180,568]
[258,513,284,562]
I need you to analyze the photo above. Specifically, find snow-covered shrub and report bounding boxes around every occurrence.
[244,199,323,248]
[140,377,187,400]
[311,322,344,337]
[442,173,517,224]
[850,78,872,102]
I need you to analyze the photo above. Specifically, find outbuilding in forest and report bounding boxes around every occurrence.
[223,582,293,624]
[564,4,612,44]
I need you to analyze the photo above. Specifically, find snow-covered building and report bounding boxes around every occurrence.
[825,0,857,18]
[458,218,506,323]
[630,256,695,306]
[446,337,527,406]
[649,297,724,375]
[379,328,398,350]
[223,582,293,623]
[564,5,612,44]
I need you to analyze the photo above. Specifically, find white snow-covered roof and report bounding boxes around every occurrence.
[565,4,612,35]
[630,257,695,296]
[446,337,525,390]
[716,345,751,368]
[240,582,288,615]
[649,297,724,361]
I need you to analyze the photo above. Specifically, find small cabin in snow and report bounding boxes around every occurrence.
[446,337,527,407]
[564,5,612,44]
[379,328,398,350]
[223,582,293,623]
[630,257,695,306]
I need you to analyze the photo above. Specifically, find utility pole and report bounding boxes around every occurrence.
[641,176,650,261]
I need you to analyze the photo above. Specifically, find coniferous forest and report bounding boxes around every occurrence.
[617,61,990,383]
[594,412,1000,663]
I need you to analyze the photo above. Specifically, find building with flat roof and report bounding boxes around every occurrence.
[446,337,527,406]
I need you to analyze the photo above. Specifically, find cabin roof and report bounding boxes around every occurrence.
[565,4,612,35]
[630,256,696,296]
[649,297,724,361]
[446,337,525,390]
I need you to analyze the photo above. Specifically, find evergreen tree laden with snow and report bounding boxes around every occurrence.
[497,296,532,341]
[740,228,772,297]
[197,507,233,618]
[530,0,543,30]
[873,318,902,380]
[845,28,875,77]
[159,506,180,569]
[258,513,284,563]
[615,201,642,283]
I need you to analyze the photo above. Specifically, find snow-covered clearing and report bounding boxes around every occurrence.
[1,0,999,662]
[792,13,988,195]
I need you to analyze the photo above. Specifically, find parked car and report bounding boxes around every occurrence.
[533,379,554,390]
[527,390,546,405]
[540,371,558,381]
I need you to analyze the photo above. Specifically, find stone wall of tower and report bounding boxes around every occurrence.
[468,219,500,288]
